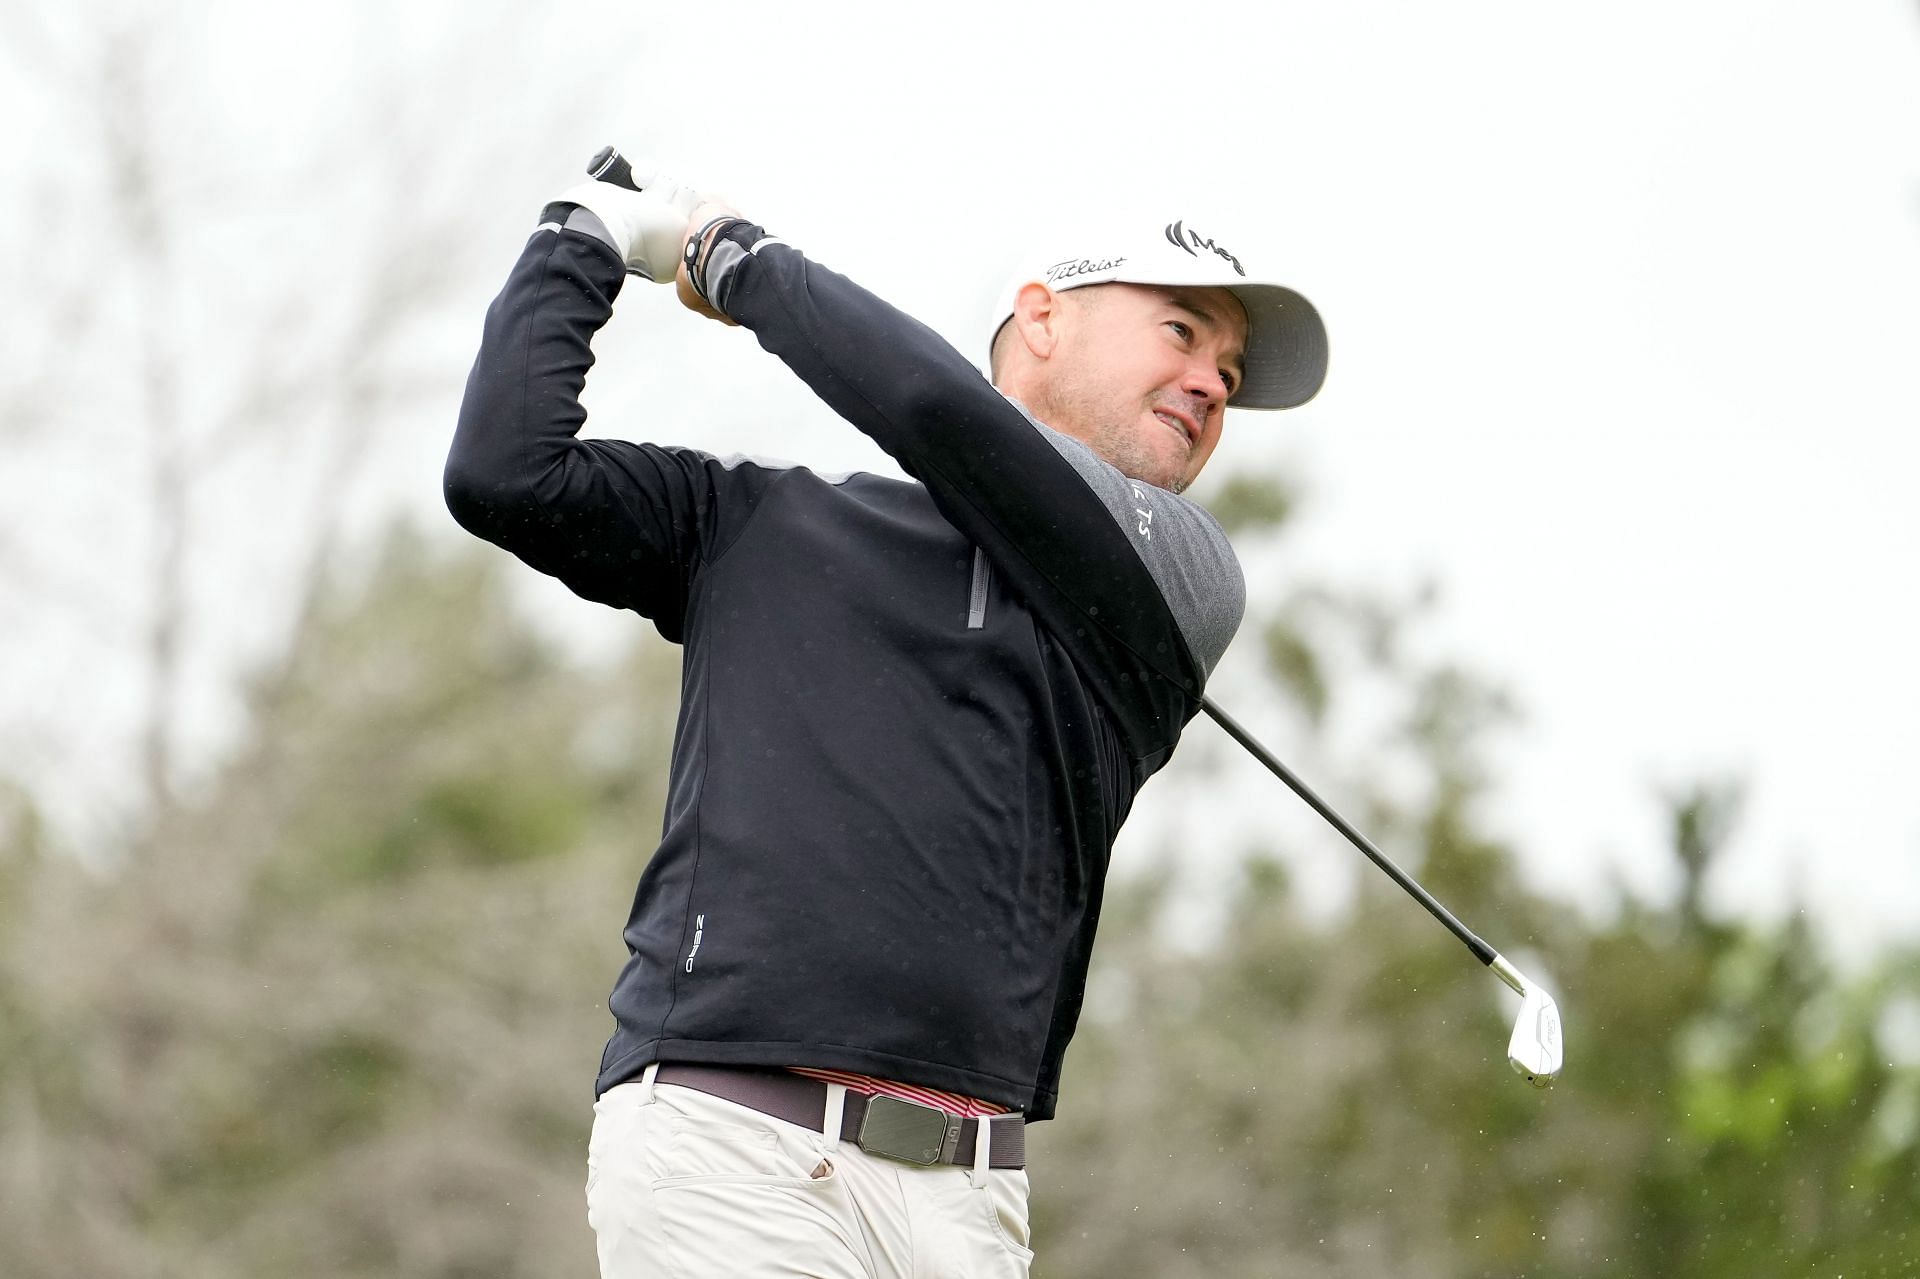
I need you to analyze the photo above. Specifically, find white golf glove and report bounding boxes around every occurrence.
[553,171,702,283]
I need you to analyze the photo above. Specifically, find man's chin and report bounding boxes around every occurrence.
[1135,452,1190,493]
[1150,448,1194,494]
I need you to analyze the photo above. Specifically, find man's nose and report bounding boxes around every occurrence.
[1181,362,1229,414]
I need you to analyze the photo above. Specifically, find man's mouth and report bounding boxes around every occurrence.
[1153,408,1197,446]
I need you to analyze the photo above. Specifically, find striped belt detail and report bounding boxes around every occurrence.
[654,1062,1027,1169]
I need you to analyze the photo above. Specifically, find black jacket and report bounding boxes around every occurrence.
[445,220,1242,1119]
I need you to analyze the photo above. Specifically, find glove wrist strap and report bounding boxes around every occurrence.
[683,214,742,303]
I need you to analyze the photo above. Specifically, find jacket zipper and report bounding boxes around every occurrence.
[967,547,991,629]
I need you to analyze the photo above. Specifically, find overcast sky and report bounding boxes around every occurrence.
[8,0,1917,963]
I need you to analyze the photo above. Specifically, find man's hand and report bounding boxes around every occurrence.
[676,198,743,327]
[552,172,702,283]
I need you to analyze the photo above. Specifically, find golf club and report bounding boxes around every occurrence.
[1199,697,1564,1086]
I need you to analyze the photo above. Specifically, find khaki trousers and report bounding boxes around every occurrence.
[587,1071,1034,1278]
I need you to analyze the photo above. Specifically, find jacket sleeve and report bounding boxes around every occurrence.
[444,225,769,642]
[703,226,1232,758]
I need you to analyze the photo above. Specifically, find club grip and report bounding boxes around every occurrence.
[587,146,640,192]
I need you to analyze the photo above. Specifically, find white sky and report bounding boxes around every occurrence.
[5,0,1917,962]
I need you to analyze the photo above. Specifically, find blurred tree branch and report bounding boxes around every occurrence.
[1664,776,1745,931]
[0,0,607,847]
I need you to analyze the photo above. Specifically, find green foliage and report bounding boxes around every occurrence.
[242,527,609,898]
[1206,470,1300,538]
[1031,772,1920,1278]
[0,524,681,1277]
[1261,617,1328,725]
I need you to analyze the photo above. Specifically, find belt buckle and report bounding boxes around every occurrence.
[855,1094,963,1166]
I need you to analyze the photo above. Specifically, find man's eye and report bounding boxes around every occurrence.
[1221,370,1238,394]
[1167,321,1193,342]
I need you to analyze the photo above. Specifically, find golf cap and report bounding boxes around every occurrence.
[988,219,1329,410]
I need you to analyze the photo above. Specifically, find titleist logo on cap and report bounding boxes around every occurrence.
[1045,256,1126,284]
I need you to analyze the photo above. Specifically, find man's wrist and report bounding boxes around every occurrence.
[681,214,741,304]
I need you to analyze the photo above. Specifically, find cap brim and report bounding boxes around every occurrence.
[1225,283,1328,410]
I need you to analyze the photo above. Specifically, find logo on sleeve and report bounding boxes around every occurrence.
[1130,482,1154,541]
[684,914,707,973]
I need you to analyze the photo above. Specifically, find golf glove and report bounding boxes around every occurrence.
[552,171,702,283]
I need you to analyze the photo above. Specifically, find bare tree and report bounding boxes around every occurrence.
[0,0,619,847]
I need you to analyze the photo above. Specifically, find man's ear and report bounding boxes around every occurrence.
[1012,281,1064,360]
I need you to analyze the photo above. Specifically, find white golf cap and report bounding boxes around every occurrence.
[987,219,1329,410]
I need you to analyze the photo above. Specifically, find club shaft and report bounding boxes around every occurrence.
[1199,697,1497,967]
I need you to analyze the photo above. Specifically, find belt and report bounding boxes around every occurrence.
[654,1063,1027,1170]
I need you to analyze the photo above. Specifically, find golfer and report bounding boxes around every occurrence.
[445,163,1328,1277]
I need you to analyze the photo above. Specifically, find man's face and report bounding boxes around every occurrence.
[1025,282,1248,494]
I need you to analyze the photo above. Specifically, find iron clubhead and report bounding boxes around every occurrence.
[1489,953,1563,1087]
[1507,984,1563,1087]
